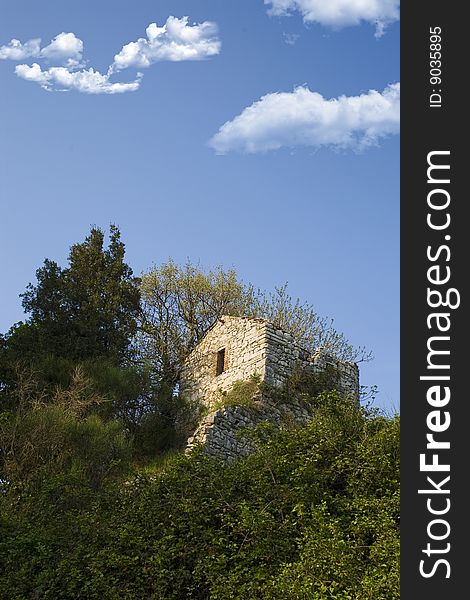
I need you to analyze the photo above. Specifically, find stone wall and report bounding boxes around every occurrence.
[263,322,359,399]
[180,316,269,410]
[180,315,360,461]
[185,392,317,462]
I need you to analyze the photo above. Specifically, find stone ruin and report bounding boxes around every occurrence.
[180,315,359,462]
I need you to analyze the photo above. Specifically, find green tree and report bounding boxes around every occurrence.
[137,259,253,387]
[137,261,370,394]
[250,283,372,363]
[0,366,131,496]
[0,226,142,422]
[20,225,140,362]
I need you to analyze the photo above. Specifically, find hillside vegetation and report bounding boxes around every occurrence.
[0,227,398,599]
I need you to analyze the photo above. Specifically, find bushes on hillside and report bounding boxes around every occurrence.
[0,390,399,600]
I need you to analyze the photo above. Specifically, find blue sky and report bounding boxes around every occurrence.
[0,0,400,410]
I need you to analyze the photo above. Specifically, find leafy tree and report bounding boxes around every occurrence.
[137,261,370,393]
[0,366,131,494]
[137,260,254,387]
[19,225,140,363]
[0,226,142,439]
[250,284,372,363]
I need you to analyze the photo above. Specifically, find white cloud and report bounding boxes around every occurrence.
[2,17,220,94]
[40,32,84,68]
[210,83,400,154]
[265,0,400,36]
[15,63,142,94]
[0,38,41,60]
[0,32,84,66]
[283,32,300,45]
[111,16,221,72]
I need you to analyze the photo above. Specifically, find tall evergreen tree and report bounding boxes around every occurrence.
[16,225,140,363]
[0,226,141,406]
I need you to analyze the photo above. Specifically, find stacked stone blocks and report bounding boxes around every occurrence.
[180,316,359,461]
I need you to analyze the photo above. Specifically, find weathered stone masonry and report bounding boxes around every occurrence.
[180,316,359,461]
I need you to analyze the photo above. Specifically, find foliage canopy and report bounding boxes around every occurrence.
[0,388,399,600]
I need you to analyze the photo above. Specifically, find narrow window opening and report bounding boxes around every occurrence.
[216,348,226,376]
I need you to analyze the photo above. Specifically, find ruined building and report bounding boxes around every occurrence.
[180,316,359,462]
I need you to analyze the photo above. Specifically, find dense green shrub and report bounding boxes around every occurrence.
[0,390,399,599]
